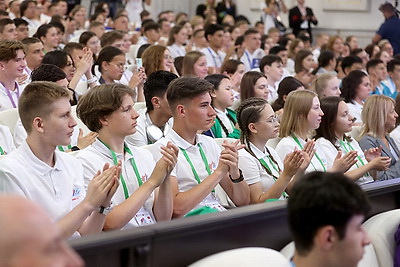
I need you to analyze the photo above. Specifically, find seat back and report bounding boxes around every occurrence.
[0,108,19,133]
[189,247,291,267]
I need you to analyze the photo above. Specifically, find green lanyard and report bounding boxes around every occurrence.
[338,139,366,167]
[58,144,72,152]
[99,139,142,199]
[259,157,288,198]
[292,134,326,172]
[0,146,4,155]
[179,143,214,193]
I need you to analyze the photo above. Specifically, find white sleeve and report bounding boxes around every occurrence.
[315,138,338,170]
[238,150,262,185]
[275,137,296,163]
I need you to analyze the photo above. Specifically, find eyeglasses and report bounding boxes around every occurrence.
[260,115,279,124]
[109,62,127,70]
[164,55,174,62]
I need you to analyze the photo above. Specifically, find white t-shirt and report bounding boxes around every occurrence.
[239,49,265,72]
[76,139,156,228]
[150,129,225,212]
[316,137,373,185]
[0,125,15,154]
[238,143,285,200]
[0,82,22,111]
[276,135,328,173]
[200,47,226,68]
[125,108,173,147]
[0,140,86,221]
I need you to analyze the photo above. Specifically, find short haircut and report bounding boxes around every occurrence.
[0,18,14,34]
[0,40,25,62]
[20,0,36,17]
[350,48,363,56]
[387,59,400,72]
[204,23,224,41]
[140,10,150,20]
[97,45,124,73]
[279,89,317,138]
[19,81,70,133]
[288,171,370,255]
[269,45,287,55]
[34,24,54,40]
[21,37,40,46]
[341,55,362,74]
[143,21,160,33]
[13,18,28,27]
[77,83,134,132]
[100,30,124,47]
[244,28,259,37]
[31,63,66,82]
[113,14,128,22]
[166,77,213,112]
[366,59,384,73]
[240,71,267,102]
[259,54,282,73]
[340,70,368,104]
[63,42,84,56]
[144,70,178,111]
[317,50,335,68]
[42,50,70,69]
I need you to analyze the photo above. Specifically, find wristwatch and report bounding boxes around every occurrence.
[229,169,244,183]
[98,203,113,215]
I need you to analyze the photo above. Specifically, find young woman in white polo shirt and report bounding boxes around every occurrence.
[276,89,357,174]
[76,83,178,230]
[315,96,391,185]
[237,97,311,203]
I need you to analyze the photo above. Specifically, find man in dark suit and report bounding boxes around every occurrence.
[288,0,317,42]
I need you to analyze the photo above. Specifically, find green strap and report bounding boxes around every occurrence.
[98,139,142,200]
[292,134,326,172]
[210,108,240,138]
[57,144,72,152]
[339,139,369,177]
[179,143,214,193]
[0,146,4,155]
[259,158,288,198]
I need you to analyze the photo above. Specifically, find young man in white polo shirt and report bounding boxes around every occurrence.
[126,70,177,147]
[0,81,120,239]
[0,40,26,111]
[201,24,226,74]
[260,54,284,103]
[76,83,178,230]
[151,77,250,217]
[240,28,265,72]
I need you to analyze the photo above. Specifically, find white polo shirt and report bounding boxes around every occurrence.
[76,139,156,228]
[0,82,22,111]
[239,48,265,72]
[125,108,173,147]
[201,47,226,68]
[316,137,373,185]
[0,125,15,154]
[0,141,86,221]
[150,129,225,212]
[238,142,285,199]
[276,135,328,173]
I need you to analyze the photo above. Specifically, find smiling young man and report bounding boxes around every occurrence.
[288,171,371,267]
[0,81,120,239]
[151,77,250,217]
[0,40,26,111]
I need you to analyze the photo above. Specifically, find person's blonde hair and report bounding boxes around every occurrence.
[142,45,167,76]
[182,51,204,77]
[360,95,395,139]
[311,73,335,98]
[279,89,318,138]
